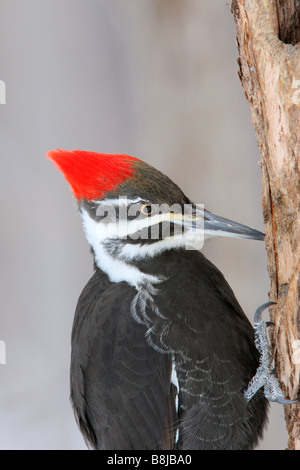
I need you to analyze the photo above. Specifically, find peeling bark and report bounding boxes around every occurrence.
[231,0,300,450]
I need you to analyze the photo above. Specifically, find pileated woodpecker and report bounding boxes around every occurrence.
[47,149,290,450]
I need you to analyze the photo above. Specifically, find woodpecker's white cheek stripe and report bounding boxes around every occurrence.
[80,209,160,287]
[119,237,187,260]
[92,197,144,206]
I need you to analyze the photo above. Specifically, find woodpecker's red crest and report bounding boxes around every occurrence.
[46,149,139,201]
[47,149,189,206]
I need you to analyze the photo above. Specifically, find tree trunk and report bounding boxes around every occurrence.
[230,0,300,450]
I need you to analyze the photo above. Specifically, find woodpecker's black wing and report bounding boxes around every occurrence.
[70,269,177,450]
[139,249,269,450]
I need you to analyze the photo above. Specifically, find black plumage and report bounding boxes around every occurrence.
[70,248,268,450]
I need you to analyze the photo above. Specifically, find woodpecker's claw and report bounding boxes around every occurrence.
[253,301,276,323]
[244,302,299,405]
[272,397,299,405]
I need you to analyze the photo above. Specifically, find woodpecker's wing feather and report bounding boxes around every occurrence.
[70,269,176,450]
[142,249,269,450]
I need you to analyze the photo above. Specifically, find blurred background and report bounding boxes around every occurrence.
[0,0,287,449]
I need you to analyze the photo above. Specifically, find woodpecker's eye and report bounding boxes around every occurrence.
[141,203,155,216]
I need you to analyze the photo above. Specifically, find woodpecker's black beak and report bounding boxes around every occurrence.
[177,206,265,241]
[203,210,265,241]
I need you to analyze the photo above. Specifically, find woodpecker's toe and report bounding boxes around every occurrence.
[244,303,298,405]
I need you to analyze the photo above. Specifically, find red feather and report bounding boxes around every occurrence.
[46,149,139,200]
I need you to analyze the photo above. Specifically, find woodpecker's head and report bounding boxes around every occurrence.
[47,149,264,284]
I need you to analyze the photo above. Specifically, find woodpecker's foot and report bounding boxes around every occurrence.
[244,302,298,405]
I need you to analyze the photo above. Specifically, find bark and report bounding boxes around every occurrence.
[230,0,300,450]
